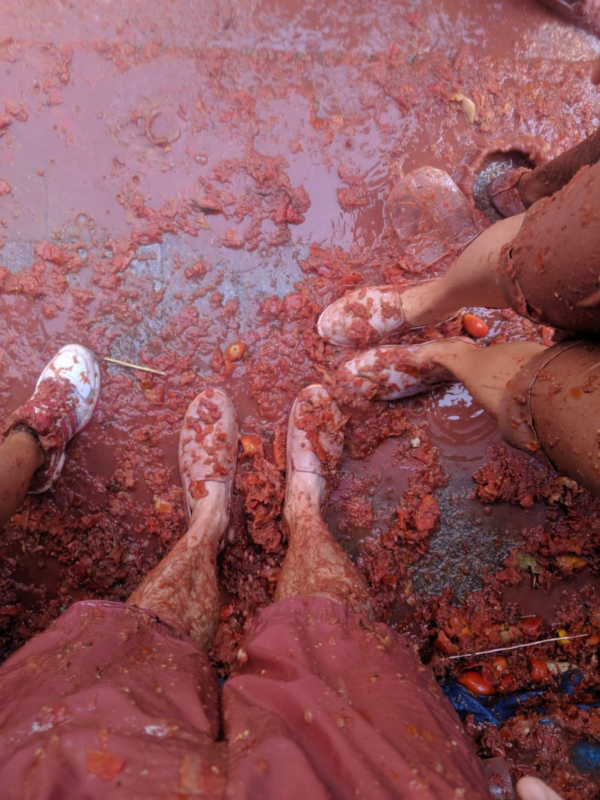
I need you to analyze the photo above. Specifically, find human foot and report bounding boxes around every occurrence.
[3,344,101,493]
[284,385,346,515]
[318,168,481,347]
[318,285,407,346]
[488,168,530,218]
[179,388,238,525]
[336,338,476,401]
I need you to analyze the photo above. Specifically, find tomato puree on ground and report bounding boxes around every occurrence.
[0,1,598,796]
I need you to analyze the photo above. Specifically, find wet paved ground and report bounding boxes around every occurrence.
[2,1,600,795]
[0,0,599,670]
[0,0,600,636]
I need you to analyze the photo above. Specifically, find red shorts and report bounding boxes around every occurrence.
[0,598,490,799]
[496,160,600,335]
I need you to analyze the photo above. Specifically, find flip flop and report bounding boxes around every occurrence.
[178,388,239,522]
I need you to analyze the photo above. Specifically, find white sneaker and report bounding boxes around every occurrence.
[5,344,101,493]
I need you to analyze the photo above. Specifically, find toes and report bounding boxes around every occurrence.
[337,344,450,401]
[318,286,404,346]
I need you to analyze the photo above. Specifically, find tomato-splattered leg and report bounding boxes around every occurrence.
[129,388,238,652]
[318,214,523,346]
[0,431,44,529]
[341,338,600,497]
[276,385,374,617]
[278,480,374,617]
[129,483,230,651]
[426,340,548,419]
[399,214,524,327]
[340,338,546,418]
[490,128,600,217]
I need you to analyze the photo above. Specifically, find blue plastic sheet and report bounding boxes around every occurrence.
[442,670,600,774]
[441,680,544,725]
[570,741,600,775]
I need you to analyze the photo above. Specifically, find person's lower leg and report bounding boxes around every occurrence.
[518,127,600,207]
[339,337,548,413]
[0,430,45,528]
[277,471,374,618]
[128,482,228,651]
[425,338,547,418]
[401,214,524,326]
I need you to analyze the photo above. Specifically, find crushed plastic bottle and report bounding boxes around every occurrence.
[387,166,479,269]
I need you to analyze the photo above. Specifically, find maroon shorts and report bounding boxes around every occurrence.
[499,339,600,497]
[497,160,600,334]
[0,598,490,799]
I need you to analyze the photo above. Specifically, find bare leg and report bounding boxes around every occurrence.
[275,386,373,617]
[129,483,228,651]
[129,388,238,652]
[401,214,524,327]
[339,338,546,419]
[340,339,600,496]
[0,431,44,528]
[318,214,524,345]
[424,338,546,419]
[277,472,373,616]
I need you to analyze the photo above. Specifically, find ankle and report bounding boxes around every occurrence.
[284,472,325,529]
[421,337,477,370]
[187,482,230,545]
[401,281,460,327]
[7,428,45,471]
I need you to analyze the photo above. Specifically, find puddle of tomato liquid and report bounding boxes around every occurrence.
[1,0,599,791]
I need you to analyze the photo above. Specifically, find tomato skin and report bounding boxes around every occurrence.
[434,631,458,655]
[85,750,125,780]
[458,670,494,696]
[492,656,508,673]
[498,673,517,693]
[555,554,587,571]
[529,656,549,682]
[241,434,263,457]
[462,313,489,338]
[225,342,247,362]
[520,615,543,638]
